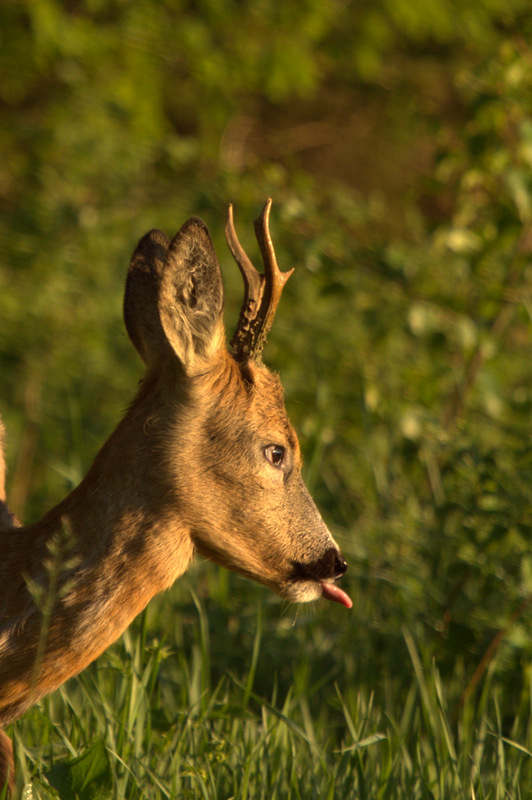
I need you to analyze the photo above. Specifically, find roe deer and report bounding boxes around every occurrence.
[0,200,351,794]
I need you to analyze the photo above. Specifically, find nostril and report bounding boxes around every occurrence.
[335,555,348,576]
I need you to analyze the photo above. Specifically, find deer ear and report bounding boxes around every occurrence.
[158,217,225,371]
[124,229,171,367]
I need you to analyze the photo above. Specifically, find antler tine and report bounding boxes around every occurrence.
[226,204,265,360]
[253,199,294,341]
[225,203,264,307]
[228,199,293,363]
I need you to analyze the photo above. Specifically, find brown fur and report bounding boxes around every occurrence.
[0,731,14,797]
[0,210,347,794]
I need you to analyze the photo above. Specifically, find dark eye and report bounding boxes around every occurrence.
[264,444,286,468]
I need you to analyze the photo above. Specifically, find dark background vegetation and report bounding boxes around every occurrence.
[1,0,532,796]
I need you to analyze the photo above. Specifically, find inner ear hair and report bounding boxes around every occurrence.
[158,217,225,371]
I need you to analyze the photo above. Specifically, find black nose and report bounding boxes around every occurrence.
[334,553,348,576]
[292,548,348,582]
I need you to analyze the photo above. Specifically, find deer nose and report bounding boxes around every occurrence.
[318,547,348,578]
[292,548,348,582]
[334,553,348,576]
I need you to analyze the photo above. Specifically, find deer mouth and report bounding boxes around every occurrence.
[290,548,352,608]
[284,575,352,607]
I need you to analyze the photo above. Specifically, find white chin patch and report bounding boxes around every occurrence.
[283,580,322,604]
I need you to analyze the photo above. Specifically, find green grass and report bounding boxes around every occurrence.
[10,569,532,799]
[3,11,532,795]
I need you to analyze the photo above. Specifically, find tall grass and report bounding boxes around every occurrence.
[10,570,532,799]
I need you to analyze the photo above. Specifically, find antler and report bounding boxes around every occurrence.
[227,199,293,363]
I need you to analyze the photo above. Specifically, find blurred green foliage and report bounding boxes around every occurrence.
[2,0,532,795]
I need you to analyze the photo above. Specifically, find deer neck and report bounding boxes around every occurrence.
[0,392,194,726]
[24,388,192,580]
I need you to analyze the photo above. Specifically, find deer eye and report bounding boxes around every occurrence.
[264,444,286,469]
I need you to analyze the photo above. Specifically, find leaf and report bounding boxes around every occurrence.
[70,740,111,799]
[47,740,113,800]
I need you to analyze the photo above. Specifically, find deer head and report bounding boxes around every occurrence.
[123,199,352,607]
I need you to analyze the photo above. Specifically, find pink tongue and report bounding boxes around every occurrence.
[321,582,353,609]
